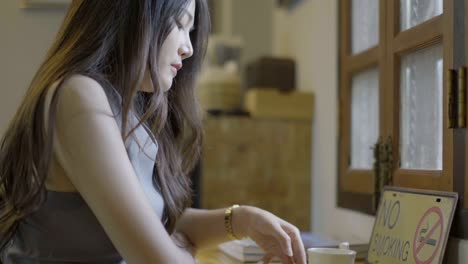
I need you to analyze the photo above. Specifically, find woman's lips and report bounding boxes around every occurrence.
[171,64,182,76]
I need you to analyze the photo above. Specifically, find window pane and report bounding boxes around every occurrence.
[351,0,379,54]
[351,68,379,169]
[400,0,443,31]
[400,45,443,170]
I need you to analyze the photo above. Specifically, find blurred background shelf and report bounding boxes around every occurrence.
[200,115,312,230]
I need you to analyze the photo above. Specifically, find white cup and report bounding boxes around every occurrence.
[307,247,356,264]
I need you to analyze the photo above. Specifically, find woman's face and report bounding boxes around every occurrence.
[141,0,196,93]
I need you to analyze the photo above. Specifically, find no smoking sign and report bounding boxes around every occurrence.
[413,207,444,264]
[368,187,457,264]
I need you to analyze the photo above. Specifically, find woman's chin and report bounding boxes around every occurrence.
[162,80,173,92]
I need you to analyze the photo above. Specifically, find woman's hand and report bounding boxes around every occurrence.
[233,206,307,264]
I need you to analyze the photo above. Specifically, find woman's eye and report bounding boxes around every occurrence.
[175,21,183,30]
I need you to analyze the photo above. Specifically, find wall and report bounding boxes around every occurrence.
[272,0,468,262]
[272,0,375,240]
[231,0,274,67]
[0,2,67,134]
[211,0,274,69]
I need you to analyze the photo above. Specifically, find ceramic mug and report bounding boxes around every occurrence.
[307,247,356,264]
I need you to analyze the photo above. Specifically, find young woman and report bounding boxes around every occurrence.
[0,0,306,263]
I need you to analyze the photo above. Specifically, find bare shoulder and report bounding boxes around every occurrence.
[57,74,113,118]
[61,74,108,105]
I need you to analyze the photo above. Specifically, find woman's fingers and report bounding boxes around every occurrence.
[281,255,295,264]
[252,209,307,264]
[272,224,294,257]
[278,220,306,264]
[260,254,294,264]
[288,226,306,264]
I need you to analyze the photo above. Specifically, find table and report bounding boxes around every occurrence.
[196,248,365,264]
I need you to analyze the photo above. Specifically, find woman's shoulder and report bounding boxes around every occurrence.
[63,74,100,86]
[60,74,108,103]
[55,74,114,118]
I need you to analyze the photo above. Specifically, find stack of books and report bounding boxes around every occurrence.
[218,232,369,262]
[218,237,280,263]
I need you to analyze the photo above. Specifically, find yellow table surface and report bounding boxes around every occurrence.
[196,248,365,264]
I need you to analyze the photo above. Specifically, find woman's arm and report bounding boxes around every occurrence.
[175,206,307,264]
[175,207,249,249]
[53,75,194,263]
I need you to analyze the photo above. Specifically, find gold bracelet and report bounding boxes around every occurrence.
[224,204,240,240]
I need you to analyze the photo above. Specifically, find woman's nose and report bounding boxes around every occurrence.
[179,40,193,60]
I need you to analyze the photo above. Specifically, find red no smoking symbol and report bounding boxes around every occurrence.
[413,207,444,264]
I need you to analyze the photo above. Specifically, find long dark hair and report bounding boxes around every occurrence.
[0,0,210,250]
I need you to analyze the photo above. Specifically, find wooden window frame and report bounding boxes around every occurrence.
[338,0,387,214]
[338,0,462,235]
[387,1,453,192]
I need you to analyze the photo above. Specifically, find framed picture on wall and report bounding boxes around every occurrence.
[20,0,71,8]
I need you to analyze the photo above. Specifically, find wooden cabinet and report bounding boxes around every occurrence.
[201,115,311,230]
